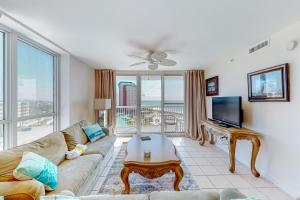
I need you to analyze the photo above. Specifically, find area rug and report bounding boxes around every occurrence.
[98,143,199,194]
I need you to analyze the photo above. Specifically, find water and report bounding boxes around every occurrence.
[142,100,183,106]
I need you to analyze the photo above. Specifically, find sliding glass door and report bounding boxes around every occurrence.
[141,75,161,132]
[164,76,184,133]
[115,73,184,136]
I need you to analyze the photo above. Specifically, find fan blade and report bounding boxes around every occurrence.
[151,51,167,61]
[148,63,158,70]
[130,62,147,67]
[159,59,177,66]
[163,49,178,53]
[128,54,147,60]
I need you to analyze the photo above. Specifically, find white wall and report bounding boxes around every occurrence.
[69,57,95,124]
[59,54,71,129]
[205,22,300,198]
[59,55,95,129]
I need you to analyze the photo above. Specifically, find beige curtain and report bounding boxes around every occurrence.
[184,70,207,140]
[95,69,116,128]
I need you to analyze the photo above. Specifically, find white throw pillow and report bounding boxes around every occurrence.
[66,144,87,160]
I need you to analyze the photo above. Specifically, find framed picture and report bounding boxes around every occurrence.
[206,76,219,96]
[247,63,289,102]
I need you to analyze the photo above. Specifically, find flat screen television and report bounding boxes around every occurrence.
[212,96,243,127]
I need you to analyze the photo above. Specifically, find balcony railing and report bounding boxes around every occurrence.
[116,104,184,134]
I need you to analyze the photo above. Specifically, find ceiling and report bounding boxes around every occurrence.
[0,0,300,70]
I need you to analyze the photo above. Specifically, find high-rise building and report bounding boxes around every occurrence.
[118,82,136,106]
[17,101,30,118]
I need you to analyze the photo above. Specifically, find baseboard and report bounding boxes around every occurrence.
[266,172,300,199]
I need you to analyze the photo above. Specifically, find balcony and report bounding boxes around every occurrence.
[116,104,184,135]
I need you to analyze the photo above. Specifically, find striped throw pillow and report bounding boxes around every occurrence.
[82,123,105,142]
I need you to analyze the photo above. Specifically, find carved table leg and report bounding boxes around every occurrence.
[121,167,130,194]
[250,136,261,177]
[199,124,205,146]
[229,135,237,173]
[174,165,184,191]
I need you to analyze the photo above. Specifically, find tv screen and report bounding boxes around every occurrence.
[212,96,242,127]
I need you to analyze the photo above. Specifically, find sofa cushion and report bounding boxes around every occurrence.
[150,191,220,200]
[80,194,148,200]
[85,135,116,157]
[0,179,45,200]
[0,132,67,181]
[47,154,102,195]
[62,121,89,145]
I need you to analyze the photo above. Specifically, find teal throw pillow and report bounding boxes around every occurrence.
[82,123,105,142]
[13,152,58,191]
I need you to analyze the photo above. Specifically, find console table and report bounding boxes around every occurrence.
[199,120,261,177]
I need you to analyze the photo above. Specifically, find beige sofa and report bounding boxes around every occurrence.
[0,120,116,200]
[79,188,246,200]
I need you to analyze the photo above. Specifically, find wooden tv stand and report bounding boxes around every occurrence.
[199,120,261,177]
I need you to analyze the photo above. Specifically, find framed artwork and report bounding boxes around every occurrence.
[247,63,289,102]
[206,76,219,96]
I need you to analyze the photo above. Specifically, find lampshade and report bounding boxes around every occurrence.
[94,98,111,110]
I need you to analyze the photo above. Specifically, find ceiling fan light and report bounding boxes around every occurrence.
[159,59,177,66]
[148,63,158,70]
[151,51,167,60]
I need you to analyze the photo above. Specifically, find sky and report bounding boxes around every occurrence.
[116,75,184,104]
[17,40,54,101]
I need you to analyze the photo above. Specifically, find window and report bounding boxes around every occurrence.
[17,39,56,145]
[0,31,4,150]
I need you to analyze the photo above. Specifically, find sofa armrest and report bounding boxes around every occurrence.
[0,180,45,200]
[220,188,246,200]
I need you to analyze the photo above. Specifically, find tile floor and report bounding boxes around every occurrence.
[92,137,295,200]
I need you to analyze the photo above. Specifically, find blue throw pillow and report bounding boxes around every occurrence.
[82,123,105,142]
[13,152,58,191]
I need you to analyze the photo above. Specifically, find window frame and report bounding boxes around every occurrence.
[0,29,9,150]
[0,24,59,150]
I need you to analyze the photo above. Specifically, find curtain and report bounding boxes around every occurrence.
[95,69,116,128]
[184,70,207,140]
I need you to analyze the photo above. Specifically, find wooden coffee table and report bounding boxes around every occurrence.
[120,134,184,194]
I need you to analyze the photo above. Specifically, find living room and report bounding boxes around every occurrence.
[0,1,299,200]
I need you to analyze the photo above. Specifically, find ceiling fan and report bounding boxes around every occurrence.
[129,50,177,70]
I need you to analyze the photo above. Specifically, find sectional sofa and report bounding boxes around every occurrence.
[0,120,247,200]
[0,120,116,200]
[78,188,246,200]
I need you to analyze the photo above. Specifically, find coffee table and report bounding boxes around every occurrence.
[120,134,184,194]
